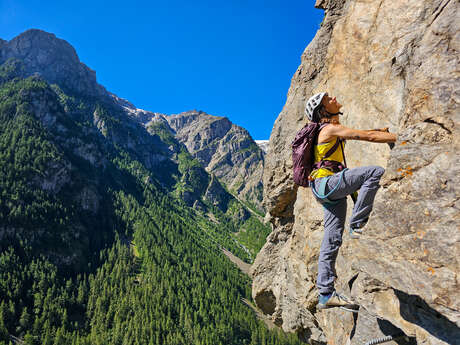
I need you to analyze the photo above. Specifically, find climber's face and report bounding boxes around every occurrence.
[321,94,342,114]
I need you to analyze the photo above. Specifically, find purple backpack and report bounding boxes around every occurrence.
[292,123,343,187]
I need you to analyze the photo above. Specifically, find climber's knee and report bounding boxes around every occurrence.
[370,166,385,178]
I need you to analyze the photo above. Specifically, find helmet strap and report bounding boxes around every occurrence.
[324,110,343,116]
[319,105,343,118]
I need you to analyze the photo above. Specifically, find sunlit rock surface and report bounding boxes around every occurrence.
[251,0,459,344]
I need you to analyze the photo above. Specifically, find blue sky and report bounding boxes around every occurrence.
[1,0,323,139]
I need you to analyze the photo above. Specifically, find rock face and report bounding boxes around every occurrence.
[251,0,459,344]
[166,110,265,212]
[0,29,107,97]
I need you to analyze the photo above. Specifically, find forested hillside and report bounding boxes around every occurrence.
[0,31,296,345]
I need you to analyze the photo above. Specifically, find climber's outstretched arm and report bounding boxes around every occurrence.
[323,124,397,143]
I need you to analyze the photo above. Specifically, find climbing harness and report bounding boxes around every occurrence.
[311,168,348,208]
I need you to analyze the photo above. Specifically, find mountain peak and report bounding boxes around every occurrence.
[0,29,106,97]
[12,28,62,44]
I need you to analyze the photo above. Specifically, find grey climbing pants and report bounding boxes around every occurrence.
[311,166,385,295]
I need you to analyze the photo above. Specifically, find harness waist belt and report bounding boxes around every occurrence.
[312,160,346,173]
[311,168,348,207]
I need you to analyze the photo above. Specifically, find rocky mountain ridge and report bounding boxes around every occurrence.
[251,0,459,344]
[166,110,264,213]
[0,28,264,215]
[115,99,265,212]
[0,29,107,98]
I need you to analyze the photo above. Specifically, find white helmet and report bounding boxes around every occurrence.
[305,92,326,121]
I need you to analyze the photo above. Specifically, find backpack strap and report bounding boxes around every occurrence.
[311,123,347,174]
[317,123,340,160]
[339,140,347,168]
[323,137,341,160]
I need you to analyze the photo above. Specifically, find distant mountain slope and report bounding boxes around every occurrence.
[113,98,266,213]
[166,110,265,213]
[0,29,266,215]
[111,101,271,256]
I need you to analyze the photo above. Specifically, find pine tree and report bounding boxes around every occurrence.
[19,307,31,332]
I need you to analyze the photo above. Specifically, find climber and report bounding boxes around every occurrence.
[305,92,397,310]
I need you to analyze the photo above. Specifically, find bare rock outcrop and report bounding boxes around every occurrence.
[251,0,459,344]
[0,29,107,97]
[166,110,265,212]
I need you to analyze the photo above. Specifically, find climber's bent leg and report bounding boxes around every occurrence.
[317,197,347,296]
[348,166,384,228]
[323,166,384,229]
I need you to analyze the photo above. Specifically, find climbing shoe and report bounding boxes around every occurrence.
[349,228,362,239]
[349,218,368,239]
[317,291,358,312]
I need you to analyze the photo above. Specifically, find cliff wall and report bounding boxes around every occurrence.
[251,0,459,344]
